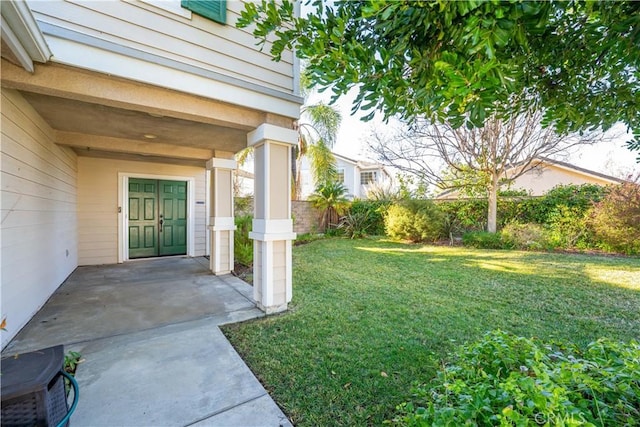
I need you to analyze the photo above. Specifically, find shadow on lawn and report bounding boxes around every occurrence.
[353,242,640,291]
[332,240,640,346]
[227,238,639,426]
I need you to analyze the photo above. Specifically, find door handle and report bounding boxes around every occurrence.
[159,214,164,232]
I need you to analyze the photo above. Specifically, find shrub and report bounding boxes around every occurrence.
[391,331,640,427]
[462,231,506,249]
[338,210,370,239]
[324,227,345,237]
[497,196,540,226]
[437,199,487,231]
[589,181,640,255]
[501,222,550,250]
[349,199,388,235]
[437,198,536,233]
[534,184,607,224]
[234,215,253,266]
[385,200,444,242]
[436,184,608,235]
[546,204,594,249]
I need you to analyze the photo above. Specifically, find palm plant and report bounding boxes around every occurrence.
[293,72,342,200]
[308,181,350,232]
[236,75,342,201]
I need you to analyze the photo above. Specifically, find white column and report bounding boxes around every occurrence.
[206,157,236,275]
[248,124,297,313]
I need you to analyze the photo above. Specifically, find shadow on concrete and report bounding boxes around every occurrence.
[2,257,292,427]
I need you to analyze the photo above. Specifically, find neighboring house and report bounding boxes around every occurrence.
[234,168,255,197]
[300,152,392,199]
[1,0,302,348]
[436,157,626,199]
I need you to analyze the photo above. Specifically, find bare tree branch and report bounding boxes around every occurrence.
[368,111,607,232]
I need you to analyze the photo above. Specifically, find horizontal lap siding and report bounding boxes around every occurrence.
[1,89,79,349]
[30,0,294,93]
[273,241,287,305]
[77,157,207,265]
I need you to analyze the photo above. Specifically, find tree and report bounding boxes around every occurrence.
[369,111,602,232]
[308,181,350,231]
[238,1,640,156]
[295,100,341,199]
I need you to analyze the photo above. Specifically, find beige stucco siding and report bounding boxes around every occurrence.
[77,156,207,265]
[1,88,78,348]
[29,0,295,94]
[513,165,616,196]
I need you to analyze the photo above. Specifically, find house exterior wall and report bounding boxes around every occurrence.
[77,156,207,265]
[27,0,300,117]
[1,88,78,348]
[337,157,358,198]
[299,156,366,199]
[511,165,617,196]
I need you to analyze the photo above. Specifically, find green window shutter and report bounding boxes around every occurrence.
[181,0,226,25]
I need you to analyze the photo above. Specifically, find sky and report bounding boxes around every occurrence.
[309,88,639,180]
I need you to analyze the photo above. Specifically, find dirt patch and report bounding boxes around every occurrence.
[233,263,253,285]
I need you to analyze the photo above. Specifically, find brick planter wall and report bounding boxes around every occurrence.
[235,197,322,235]
[292,200,322,234]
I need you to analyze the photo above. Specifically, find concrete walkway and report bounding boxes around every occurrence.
[2,257,292,427]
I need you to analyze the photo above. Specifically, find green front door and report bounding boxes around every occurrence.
[158,180,187,256]
[129,178,187,259]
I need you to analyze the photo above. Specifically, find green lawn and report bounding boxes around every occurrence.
[222,238,640,426]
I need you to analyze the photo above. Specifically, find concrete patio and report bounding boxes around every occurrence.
[1,257,292,426]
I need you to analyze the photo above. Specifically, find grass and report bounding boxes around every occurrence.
[221,238,640,426]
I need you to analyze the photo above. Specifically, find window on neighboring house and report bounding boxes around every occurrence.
[361,171,377,185]
[181,0,226,24]
[337,169,345,184]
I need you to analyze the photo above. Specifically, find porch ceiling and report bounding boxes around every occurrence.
[21,91,249,163]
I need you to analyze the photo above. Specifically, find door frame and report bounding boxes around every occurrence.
[118,173,196,263]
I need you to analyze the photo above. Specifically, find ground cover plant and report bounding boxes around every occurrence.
[392,331,639,426]
[222,238,640,426]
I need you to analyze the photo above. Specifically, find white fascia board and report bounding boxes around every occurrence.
[1,1,51,69]
[247,124,298,147]
[1,16,34,72]
[44,36,301,119]
[206,158,237,170]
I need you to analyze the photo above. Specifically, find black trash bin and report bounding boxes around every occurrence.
[1,345,69,427]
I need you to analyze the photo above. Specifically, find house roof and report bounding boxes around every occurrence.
[333,152,391,176]
[532,157,626,184]
[333,152,359,165]
[1,0,52,72]
[435,157,626,199]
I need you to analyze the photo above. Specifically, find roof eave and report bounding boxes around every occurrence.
[1,0,51,72]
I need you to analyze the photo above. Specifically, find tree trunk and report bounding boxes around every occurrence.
[294,157,303,200]
[487,173,499,233]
